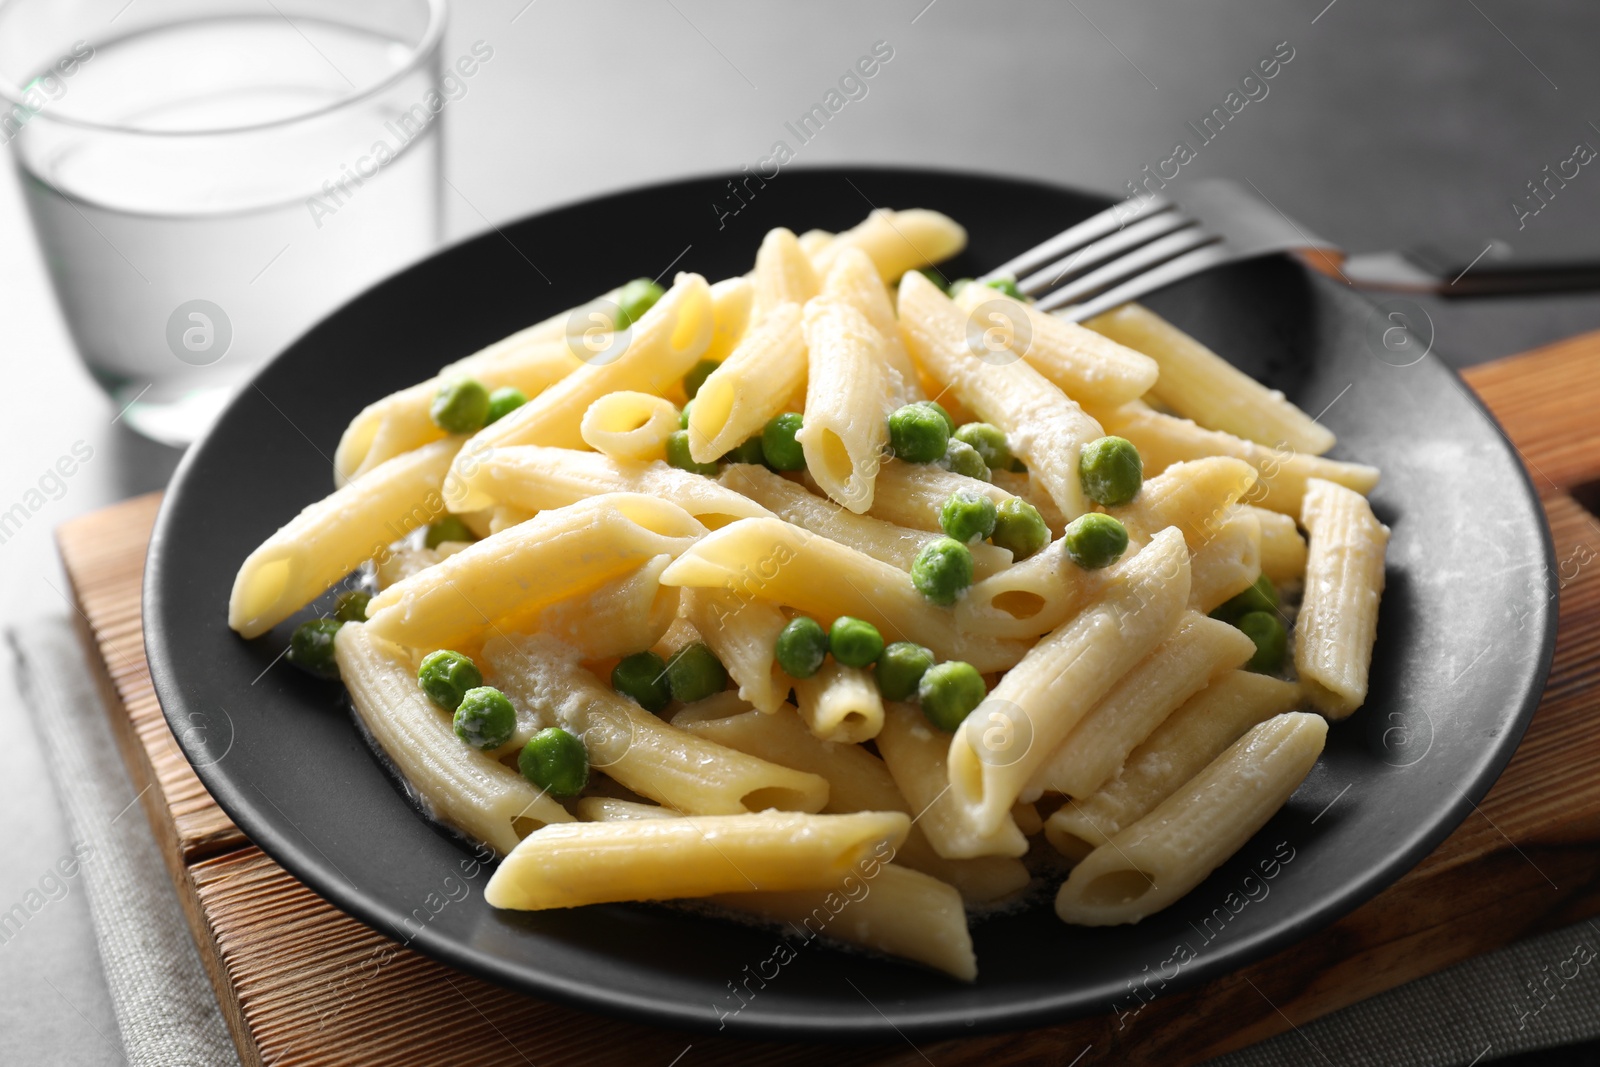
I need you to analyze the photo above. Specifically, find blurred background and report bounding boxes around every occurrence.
[5,1,1600,1062]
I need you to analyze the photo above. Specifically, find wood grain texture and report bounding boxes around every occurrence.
[51,334,1600,1066]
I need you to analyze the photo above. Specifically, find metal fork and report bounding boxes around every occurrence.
[978,179,1341,322]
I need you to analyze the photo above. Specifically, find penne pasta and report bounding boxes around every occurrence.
[898,270,1103,521]
[1187,505,1262,614]
[823,246,924,405]
[687,303,807,463]
[1054,712,1326,925]
[793,661,885,744]
[810,208,967,282]
[704,275,756,363]
[1114,456,1259,552]
[334,623,572,855]
[580,390,680,462]
[1025,612,1257,801]
[1045,670,1302,860]
[364,494,704,650]
[516,554,679,664]
[951,283,1158,409]
[1296,478,1389,718]
[679,587,789,714]
[752,227,820,319]
[230,437,460,638]
[797,297,893,513]
[485,810,910,910]
[658,517,1029,672]
[1254,505,1309,584]
[946,528,1192,839]
[866,458,1016,533]
[1084,303,1336,455]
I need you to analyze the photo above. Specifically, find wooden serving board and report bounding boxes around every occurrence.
[58,334,1600,1067]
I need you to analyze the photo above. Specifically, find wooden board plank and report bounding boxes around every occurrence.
[52,333,1600,1067]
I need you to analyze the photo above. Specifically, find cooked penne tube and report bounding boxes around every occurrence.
[456,445,771,529]
[1296,478,1389,718]
[444,272,715,510]
[517,554,678,664]
[575,797,678,822]
[726,463,1011,579]
[1054,712,1327,925]
[333,293,605,484]
[1045,670,1302,860]
[1102,403,1379,516]
[230,437,460,638]
[1084,303,1336,455]
[1254,506,1309,583]
[687,303,806,463]
[947,528,1191,838]
[822,246,924,405]
[334,624,572,855]
[672,705,1029,904]
[485,810,910,910]
[752,227,820,319]
[679,587,788,714]
[794,661,884,744]
[704,275,755,363]
[1114,457,1259,551]
[955,543,1097,640]
[485,633,829,815]
[898,270,1103,520]
[951,284,1158,408]
[866,458,1016,533]
[810,208,967,282]
[714,863,977,982]
[658,517,1029,672]
[797,297,893,512]
[877,703,1028,860]
[1026,612,1257,800]
[364,494,704,649]
[580,391,680,462]
[1188,506,1262,614]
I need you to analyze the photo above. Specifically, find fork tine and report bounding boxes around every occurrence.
[1033,229,1221,313]
[980,196,1174,284]
[1049,244,1234,323]
[1015,211,1197,295]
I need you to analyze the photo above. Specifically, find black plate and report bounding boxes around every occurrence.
[145,167,1558,1041]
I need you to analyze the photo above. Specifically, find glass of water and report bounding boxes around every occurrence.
[0,0,447,444]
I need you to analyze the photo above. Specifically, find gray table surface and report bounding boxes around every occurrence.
[4,2,1600,1063]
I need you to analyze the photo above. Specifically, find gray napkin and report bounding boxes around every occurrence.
[12,612,1600,1067]
[9,618,239,1067]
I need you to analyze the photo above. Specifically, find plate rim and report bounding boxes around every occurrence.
[143,163,1560,1041]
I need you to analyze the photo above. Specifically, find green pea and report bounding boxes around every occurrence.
[911,536,975,606]
[333,589,370,623]
[984,276,1028,301]
[829,616,885,668]
[453,686,516,750]
[1079,436,1144,507]
[484,386,528,425]
[941,438,990,481]
[919,661,987,732]
[287,619,342,680]
[683,358,720,401]
[611,651,671,713]
[953,422,1012,471]
[761,412,807,471]
[615,277,666,330]
[666,430,718,476]
[991,498,1049,560]
[417,649,482,711]
[723,435,766,465]
[948,278,975,298]
[666,642,728,704]
[1237,610,1288,674]
[430,377,490,434]
[875,642,935,702]
[1211,574,1280,624]
[888,403,950,464]
[679,399,694,429]
[940,490,998,543]
[1063,512,1129,570]
[914,267,949,293]
[774,616,827,679]
[519,727,589,797]
[425,515,475,548]
[916,400,957,435]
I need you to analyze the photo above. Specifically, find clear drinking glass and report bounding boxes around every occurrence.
[0,0,446,444]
